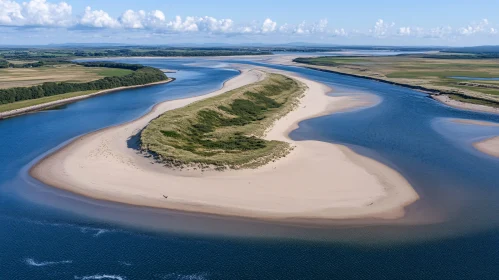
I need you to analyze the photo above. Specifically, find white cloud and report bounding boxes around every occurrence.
[165,16,235,33]
[398,27,411,36]
[333,28,347,36]
[426,26,453,38]
[80,6,120,28]
[459,19,491,35]
[120,10,146,29]
[261,18,276,33]
[240,26,254,33]
[312,18,328,33]
[371,19,395,37]
[119,9,166,29]
[291,19,329,34]
[167,16,198,32]
[197,16,233,33]
[278,23,290,32]
[0,0,23,25]
[294,21,308,34]
[0,0,72,27]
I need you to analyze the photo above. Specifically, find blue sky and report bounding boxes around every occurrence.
[1,0,498,46]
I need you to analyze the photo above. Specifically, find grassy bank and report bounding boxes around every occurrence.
[0,90,98,113]
[140,73,305,169]
[294,56,499,108]
[0,62,167,106]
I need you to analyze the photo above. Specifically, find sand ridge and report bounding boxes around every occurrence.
[474,136,499,158]
[31,66,419,221]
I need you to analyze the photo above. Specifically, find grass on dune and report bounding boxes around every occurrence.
[140,73,305,169]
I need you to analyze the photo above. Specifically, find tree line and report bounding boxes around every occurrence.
[0,59,70,69]
[0,62,167,105]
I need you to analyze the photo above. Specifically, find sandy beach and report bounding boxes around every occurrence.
[31,66,419,221]
[433,95,499,114]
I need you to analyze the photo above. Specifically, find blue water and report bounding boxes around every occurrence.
[450,76,499,81]
[2,57,499,279]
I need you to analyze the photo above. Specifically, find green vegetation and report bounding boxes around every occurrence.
[0,90,97,113]
[94,68,134,77]
[0,47,272,63]
[0,64,133,89]
[294,56,499,108]
[0,62,167,106]
[141,73,304,169]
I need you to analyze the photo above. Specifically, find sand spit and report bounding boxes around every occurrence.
[31,66,419,222]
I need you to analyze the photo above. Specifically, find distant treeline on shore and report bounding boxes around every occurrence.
[0,48,272,63]
[0,62,167,105]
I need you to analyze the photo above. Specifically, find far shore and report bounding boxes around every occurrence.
[433,95,499,114]
[285,60,499,115]
[30,66,419,222]
[0,78,174,120]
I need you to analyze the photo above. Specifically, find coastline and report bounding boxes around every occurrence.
[451,118,499,158]
[30,66,419,222]
[0,79,174,120]
[474,136,499,158]
[294,63,499,115]
[433,95,499,114]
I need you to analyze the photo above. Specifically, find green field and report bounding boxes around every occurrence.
[294,56,499,107]
[140,73,305,169]
[0,64,132,89]
[0,90,98,113]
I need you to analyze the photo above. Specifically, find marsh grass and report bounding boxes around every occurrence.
[295,56,499,108]
[141,73,305,169]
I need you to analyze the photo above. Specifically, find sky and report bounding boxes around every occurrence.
[1,0,499,46]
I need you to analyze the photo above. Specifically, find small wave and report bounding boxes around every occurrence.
[162,273,208,280]
[80,227,110,237]
[25,258,72,267]
[74,275,126,280]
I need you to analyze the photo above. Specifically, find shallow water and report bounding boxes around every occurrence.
[2,57,499,279]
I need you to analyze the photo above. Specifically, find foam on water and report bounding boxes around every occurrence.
[25,258,72,267]
[80,227,110,237]
[162,273,209,280]
[74,275,126,280]
[1,214,117,238]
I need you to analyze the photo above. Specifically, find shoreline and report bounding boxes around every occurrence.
[295,63,499,115]
[451,118,499,158]
[433,95,499,114]
[474,136,499,158]
[30,66,419,222]
[0,79,174,120]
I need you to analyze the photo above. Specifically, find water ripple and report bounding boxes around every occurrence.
[25,258,72,267]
